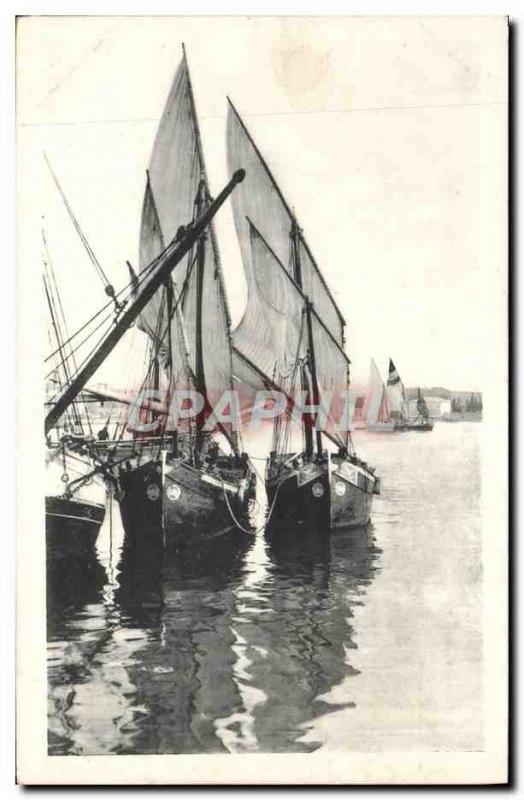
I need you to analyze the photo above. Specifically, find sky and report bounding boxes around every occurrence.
[17,15,507,393]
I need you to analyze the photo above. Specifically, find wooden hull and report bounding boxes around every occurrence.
[365,421,396,432]
[266,454,378,532]
[404,421,434,431]
[266,461,331,530]
[45,495,106,559]
[117,457,254,552]
[330,457,376,529]
[394,420,433,432]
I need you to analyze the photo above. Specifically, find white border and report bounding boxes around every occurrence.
[6,2,518,793]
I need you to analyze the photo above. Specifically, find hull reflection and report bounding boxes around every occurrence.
[219,522,382,752]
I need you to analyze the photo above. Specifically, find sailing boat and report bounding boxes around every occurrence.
[385,358,410,430]
[45,420,107,556]
[386,360,433,431]
[408,387,434,431]
[226,99,380,531]
[362,359,395,431]
[114,51,256,545]
[44,242,106,556]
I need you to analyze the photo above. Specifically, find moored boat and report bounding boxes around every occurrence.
[113,49,256,545]
[45,436,107,556]
[266,449,378,530]
[226,99,380,531]
[45,494,105,557]
[44,238,107,557]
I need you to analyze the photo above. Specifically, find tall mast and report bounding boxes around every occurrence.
[305,301,323,458]
[145,169,170,425]
[43,274,82,433]
[184,45,239,456]
[194,179,207,460]
[45,169,246,435]
[290,218,320,457]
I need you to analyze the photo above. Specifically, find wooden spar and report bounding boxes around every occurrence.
[194,180,207,460]
[290,218,314,458]
[183,46,239,455]
[305,300,323,458]
[45,169,246,435]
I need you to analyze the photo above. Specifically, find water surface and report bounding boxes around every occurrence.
[47,422,483,754]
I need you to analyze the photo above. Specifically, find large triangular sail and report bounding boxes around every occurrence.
[363,359,391,425]
[386,358,408,422]
[226,99,346,354]
[226,101,349,446]
[136,50,236,427]
[238,220,349,446]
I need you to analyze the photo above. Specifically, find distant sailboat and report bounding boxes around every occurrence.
[226,99,380,531]
[386,359,433,432]
[362,359,395,431]
[409,387,434,431]
[386,358,410,430]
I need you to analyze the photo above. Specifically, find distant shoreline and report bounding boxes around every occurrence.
[440,411,483,423]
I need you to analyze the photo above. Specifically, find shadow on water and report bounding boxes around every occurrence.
[47,548,107,632]
[47,517,381,755]
[47,546,110,755]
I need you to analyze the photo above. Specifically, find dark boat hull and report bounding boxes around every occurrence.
[45,495,106,558]
[266,462,330,530]
[330,458,375,529]
[394,421,433,431]
[117,457,254,552]
[266,455,377,532]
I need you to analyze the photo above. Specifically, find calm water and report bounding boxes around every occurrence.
[47,422,483,755]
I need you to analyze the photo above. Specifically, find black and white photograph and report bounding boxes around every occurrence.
[15,13,508,785]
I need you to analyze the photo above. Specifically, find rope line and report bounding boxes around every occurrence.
[219,471,286,536]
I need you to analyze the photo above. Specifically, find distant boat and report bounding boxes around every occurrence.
[386,359,433,432]
[385,358,410,430]
[406,388,434,431]
[362,359,395,431]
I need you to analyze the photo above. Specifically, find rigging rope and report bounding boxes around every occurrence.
[44,276,134,365]
[43,230,94,436]
[219,469,287,536]
[44,154,118,305]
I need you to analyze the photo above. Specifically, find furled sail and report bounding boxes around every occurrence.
[226,99,346,355]
[363,359,391,425]
[137,51,235,413]
[386,358,407,421]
